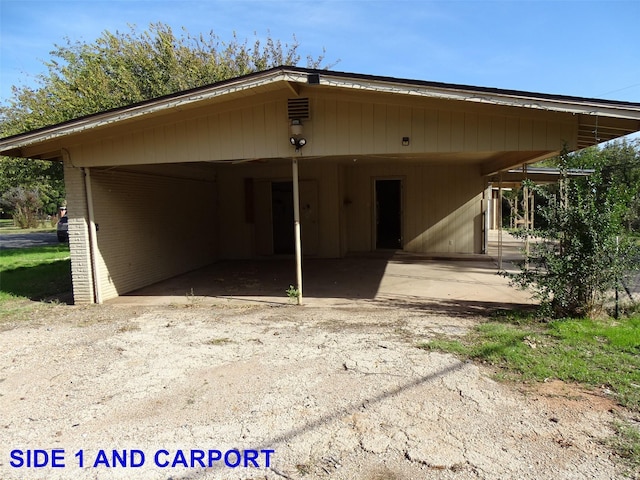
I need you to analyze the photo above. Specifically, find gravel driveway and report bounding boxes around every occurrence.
[0,303,624,479]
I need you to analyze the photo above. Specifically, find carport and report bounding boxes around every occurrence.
[106,231,533,311]
[1,67,639,306]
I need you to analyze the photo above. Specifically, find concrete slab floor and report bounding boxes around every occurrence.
[109,231,534,313]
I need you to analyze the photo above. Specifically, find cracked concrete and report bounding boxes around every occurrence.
[0,303,624,479]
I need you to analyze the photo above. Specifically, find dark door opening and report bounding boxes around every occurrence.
[375,179,402,250]
[272,181,294,254]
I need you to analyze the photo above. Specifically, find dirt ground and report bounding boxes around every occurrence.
[0,300,630,480]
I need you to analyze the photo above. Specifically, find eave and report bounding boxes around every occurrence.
[1,66,639,162]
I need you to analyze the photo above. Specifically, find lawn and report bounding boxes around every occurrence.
[0,218,56,233]
[420,315,640,410]
[0,245,72,302]
[419,313,640,474]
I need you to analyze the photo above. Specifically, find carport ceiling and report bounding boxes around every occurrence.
[111,150,555,176]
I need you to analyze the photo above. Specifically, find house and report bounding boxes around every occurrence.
[1,66,639,304]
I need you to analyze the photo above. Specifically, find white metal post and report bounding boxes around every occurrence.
[292,157,303,305]
[498,173,503,271]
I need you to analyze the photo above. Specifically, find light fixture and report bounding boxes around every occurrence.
[290,137,307,150]
[289,119,307,151]
[290,118,303,136]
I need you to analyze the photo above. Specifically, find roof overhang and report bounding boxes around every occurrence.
[1,66,639,162]
[489,166,595,188]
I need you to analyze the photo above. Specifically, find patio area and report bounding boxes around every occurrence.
[108,231,534,312]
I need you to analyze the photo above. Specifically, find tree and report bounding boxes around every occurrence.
[0,23,332,225]
[508,144,640,318]
[0,187,43,228]
[0,158,65,216]
[566,139,640,232]
[0,24,330,136]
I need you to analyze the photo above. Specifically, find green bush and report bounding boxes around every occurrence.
[507,147,640,318]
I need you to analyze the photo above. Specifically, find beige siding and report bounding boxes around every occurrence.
[216,161,342,259]
[68,91,577,168]
[89,169,218,300]
[63,162,95,304]
[304,95,575,157]
[345,162,483,254]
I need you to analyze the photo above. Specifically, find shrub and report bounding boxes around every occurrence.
[507,148,640,318]
[0,187,43,229]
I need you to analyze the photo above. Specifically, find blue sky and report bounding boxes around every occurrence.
[1,0,639,106]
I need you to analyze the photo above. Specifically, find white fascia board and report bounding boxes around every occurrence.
[317,75,640,121]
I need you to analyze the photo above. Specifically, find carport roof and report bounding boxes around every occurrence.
[1,65,640,159]
[490,166,596,188]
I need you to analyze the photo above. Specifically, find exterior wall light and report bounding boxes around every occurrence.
[290,137,306,148]
[290,119,307,151]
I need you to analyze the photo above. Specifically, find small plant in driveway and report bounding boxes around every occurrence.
[286,284,300,303]
[185,288,202,306]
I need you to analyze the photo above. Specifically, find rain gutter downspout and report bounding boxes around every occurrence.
[83,167,102,304]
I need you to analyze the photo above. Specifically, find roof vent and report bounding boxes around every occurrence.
[288,98,310,120]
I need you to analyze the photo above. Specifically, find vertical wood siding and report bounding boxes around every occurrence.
[345,162,483,254]
[73,93,576,168]
[216,161,342,259]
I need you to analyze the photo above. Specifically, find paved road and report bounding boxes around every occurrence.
[0,232,61,249]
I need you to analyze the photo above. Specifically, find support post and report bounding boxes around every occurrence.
[483,183,491,254]
[523,164,530,262]
[498,173,503,271]
[292,157,303,305]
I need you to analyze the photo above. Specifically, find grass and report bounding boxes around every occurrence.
[607,421,640,476]
[0,245,72,303]
[0,218,56,233]
[419,313,640,475]
[420,315,640,410]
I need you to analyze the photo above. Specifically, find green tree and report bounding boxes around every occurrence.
[0,158,65,216]
[566,139,640,232]
[1,24,330,135]
[0,187,43,228]
[0,23,332,225]
[508,145,640,318]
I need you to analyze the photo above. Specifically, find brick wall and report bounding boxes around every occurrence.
[63,161,95,304]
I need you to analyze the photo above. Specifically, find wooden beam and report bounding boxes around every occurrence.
[285,81,300,96]
[481,151,556,176]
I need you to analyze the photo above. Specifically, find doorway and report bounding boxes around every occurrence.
[272,181,294,254]
[375,179,402,250]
